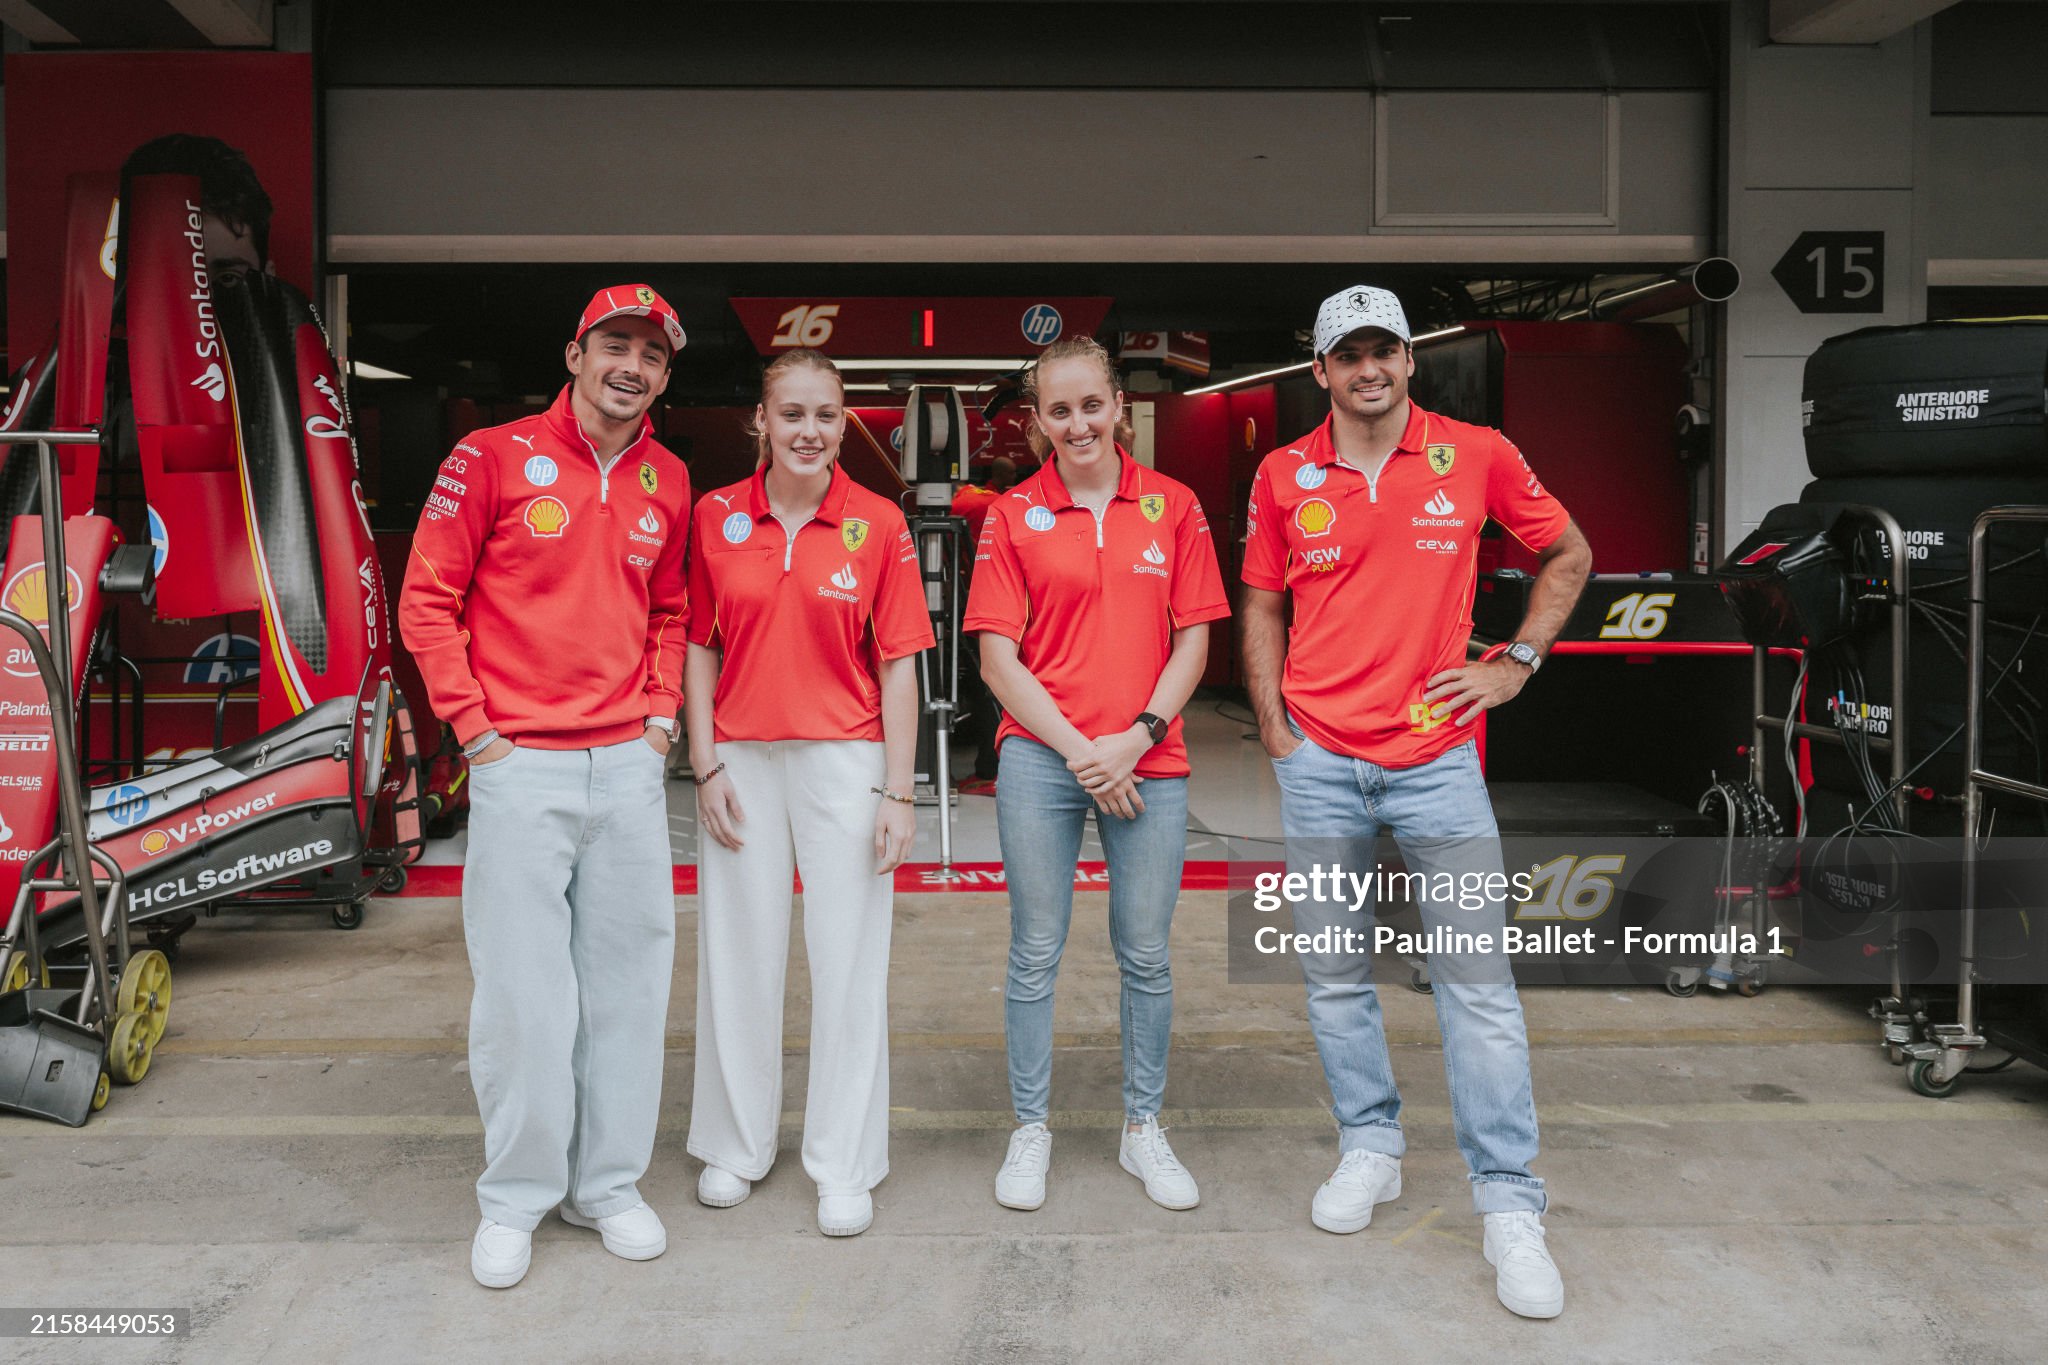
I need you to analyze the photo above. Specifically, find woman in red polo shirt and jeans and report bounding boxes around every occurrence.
[965,337,1230,1212]
[683,348,934,1238]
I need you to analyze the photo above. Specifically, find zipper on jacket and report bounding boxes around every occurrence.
[1087,503,1106,549]
[774,515,812,573]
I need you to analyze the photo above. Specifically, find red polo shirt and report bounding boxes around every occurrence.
[686,461,935,743]
[1241,404,1570,768]
[964,450,1230,778]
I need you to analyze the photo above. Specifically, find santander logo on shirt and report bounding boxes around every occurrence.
[1134,540,1168,578]
[820,562,862,603]
[1413,488,1466,529]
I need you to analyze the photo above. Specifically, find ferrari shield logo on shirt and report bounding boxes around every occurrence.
[723,512,754,544]
[639,461,658,495]
[1139,494,1166,523]
[842,518,870,553]
[524,454,560,487]
[1427,444,1456,476]
[524,496,570,537]
[1294,463,1327,490]
[1294,498,1337,538]
[1024,505,1057,533]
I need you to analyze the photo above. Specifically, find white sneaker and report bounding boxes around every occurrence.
[1118,1117,1199,1210]
[697,1165,752,1208]
[470,1218,531,1289]
[559,1201,667,1261]
[995,1123,1053,1210]
[1311,1150,1403,1234]
[818,1191,874,1237]
[1483,1210,1564,1319]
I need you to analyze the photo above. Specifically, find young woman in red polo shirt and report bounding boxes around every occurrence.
[682,348,935,1238]
[964,337,1231,1212]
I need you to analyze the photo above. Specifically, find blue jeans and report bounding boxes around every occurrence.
[997,736,1189,1125]
[1270,726,1545,1214]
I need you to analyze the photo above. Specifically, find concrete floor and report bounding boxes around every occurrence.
[5,892,2048,1364]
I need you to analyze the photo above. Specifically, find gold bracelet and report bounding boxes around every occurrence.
[871,786,915,804]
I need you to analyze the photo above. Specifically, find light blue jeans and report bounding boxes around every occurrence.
[996,736,1189,1125]
[1270,725,1546,1214]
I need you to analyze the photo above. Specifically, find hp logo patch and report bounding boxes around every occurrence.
[890,427,904,452]
[1024,505,1057,533]
[723,512,755,544]
[1294,464,1327,490]
[1021,304,1064,347]
[186,632,261,685]
[105,784,151,827]
[524,455,559,487]
[147,505,170,577]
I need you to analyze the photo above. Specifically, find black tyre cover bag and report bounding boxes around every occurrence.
[1803,321,2048,478]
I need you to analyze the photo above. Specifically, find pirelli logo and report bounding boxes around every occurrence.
[0,732,51,753]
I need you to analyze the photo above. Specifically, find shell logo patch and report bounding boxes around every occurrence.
[1139,494,1166,523]
[1427,444,1456,476]
[140,830,172,857]
[1294,498,1337,538]
[524,496,571,538]
[843,519,870,553]
[639,462,658,495]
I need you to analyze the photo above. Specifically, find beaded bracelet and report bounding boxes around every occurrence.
[693,762,727,787]
[871,786,915,805]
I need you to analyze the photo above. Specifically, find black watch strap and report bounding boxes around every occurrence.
[1136,712,1169,745]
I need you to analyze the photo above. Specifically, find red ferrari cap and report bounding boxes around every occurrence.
[576,284,687,354]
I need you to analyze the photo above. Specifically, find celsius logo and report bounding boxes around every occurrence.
[192,364,227,403]
[638,509,660,535]
[1021,304,1064,346]
[524,455,559,487]
[831,564,859,590]
[1425,490,1455,516]
[1143,541,1166,566]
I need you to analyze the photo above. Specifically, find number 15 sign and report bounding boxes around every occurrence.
[1770,231,1885,315]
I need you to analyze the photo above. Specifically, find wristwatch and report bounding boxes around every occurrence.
[1503,642,1542,673]
[645,715,677,737]
[1135,712,1169,745]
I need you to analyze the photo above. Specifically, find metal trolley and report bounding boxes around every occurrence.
[0,431,170,1125]
[1900,505,2048,1096]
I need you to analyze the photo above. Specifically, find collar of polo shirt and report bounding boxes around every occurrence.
[1036,445,1146,509]
[747,457,856,524]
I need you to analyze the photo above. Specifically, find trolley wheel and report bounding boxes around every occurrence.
[91,1070,110,1112]
[1887,1043,1907,1066]
[1736,978,1763,998]
[1409,968,1433,995]
[1966,1048,2019,1074]
[332,901,365,931]
[107,1012,155,1085]
[376,865,409,895]
[1908,1058,1959,1099]
[115,949,172,1044]
[1665,971,1697,999]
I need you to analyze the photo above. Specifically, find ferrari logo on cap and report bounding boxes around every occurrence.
[843,519,870,553]
[1139,494,1166,523]
[1427,444,1456,476]
[635,286,655,306]
[639,462,658,495]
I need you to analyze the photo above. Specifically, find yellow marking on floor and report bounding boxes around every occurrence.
[1,1099,2036,1140]
[1389,1208,1444,1247]
[152,1023,1875,1058]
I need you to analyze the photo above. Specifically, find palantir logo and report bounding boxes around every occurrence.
[1425,489,1455,516]
[831,564,859,590]
[1021,304,1064,347]
[191,363,227,403]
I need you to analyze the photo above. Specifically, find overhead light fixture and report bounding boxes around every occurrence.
[1182,326,1469,397]
[349,359,412,381]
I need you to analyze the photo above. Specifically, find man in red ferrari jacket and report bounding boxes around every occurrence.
[400,285,692,1289]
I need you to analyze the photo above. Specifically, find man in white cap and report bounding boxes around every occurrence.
[400,284,693,1287]
[1239,285,1591,1318]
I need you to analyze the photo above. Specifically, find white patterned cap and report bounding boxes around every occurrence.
[1314,285,1411,355]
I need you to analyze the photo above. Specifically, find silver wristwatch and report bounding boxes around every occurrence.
[1503,642,1541,673]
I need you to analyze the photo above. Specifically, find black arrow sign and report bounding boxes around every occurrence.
[1771,231,1885,315]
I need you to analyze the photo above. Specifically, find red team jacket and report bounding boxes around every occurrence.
[399,386,692,750]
